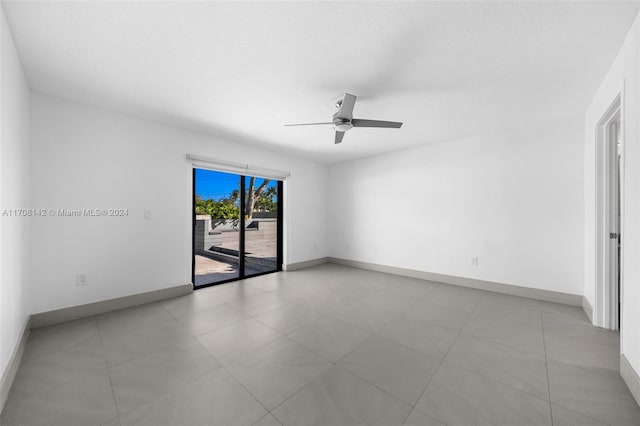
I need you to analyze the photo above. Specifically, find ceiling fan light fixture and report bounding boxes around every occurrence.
[333,122,353,132]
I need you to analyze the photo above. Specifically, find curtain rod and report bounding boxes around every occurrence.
[186,154,291,179]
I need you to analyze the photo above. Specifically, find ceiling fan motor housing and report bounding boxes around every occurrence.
[333,118,353,132]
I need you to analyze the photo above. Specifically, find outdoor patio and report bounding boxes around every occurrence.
[194,218,278,285]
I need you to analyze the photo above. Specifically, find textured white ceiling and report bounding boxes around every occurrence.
[3,1,639,164]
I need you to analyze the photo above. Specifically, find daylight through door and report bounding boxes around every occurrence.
[193,168,282,288]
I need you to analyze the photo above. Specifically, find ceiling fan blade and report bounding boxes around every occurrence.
[335,131,345,144]
[336,93,357,120]
[352,118,403,128]
[284,122,333,127]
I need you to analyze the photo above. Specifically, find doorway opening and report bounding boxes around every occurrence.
[595,95,622,330]
[192,168,283,288]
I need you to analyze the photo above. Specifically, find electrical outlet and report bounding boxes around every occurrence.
[144,210,152,220]
[471,257,479,266]
[76,274,87,286]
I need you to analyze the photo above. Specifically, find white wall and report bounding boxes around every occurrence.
[0,6,30,383]
[584,14,640,378]
[29,92,328,314]
[328,115,584,295]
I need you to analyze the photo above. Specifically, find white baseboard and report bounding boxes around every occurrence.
[328,257,582,306]
[284,257,329,271]
[31,284,193,328]
[621,354,640,406]
[1,317,30,414]
[582,296,594,323]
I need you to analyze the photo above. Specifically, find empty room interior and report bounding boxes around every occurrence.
[3,1,640,425]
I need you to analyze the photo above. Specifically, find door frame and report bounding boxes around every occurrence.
[191,168,283,289]
[594,94,623,330]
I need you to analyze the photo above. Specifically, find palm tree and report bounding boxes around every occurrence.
[228,189,240,203]
[245,177,270,221]
[263,186,277,199]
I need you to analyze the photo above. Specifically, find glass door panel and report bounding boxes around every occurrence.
[243,177,279,277]
[193,169,241,287]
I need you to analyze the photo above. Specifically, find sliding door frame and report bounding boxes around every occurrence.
[191,169,283,289]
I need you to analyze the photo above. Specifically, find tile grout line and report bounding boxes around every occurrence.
[448,327,553,403]
[100,305,228,422]
[328,332,438,416]
[135,298,277,420]
[402,295,484,425]
[226,333,334,421]
[95,317,122,424]
[329,362,421,424]
[536,311,619,424]
[456,296,549,360]
[107,356,225,422]
[257,351,323,419]
[443,299,558,405]
[182,302,252,337]
[160,298,185,322]
[331,325,462,422]
[220,364,277,424]
[549,401,616,426]
[264,329,378,417]
[540,310,554,426]
[266,360,417,425]
[285,315,374,362]
[539,347,622,423]
[537,313,618,425]
[98,306,193,370]
[438,343,554,405]
[334,331,377,362]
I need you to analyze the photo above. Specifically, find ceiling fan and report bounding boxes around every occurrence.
[285,93,403,144]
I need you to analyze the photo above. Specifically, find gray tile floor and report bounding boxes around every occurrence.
[2,264,639,426]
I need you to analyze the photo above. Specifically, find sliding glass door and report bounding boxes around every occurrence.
[243,176,279,276]
[193,169,241,286]
[193,168,282,288]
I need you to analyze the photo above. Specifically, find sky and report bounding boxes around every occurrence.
[195,168,277,201]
